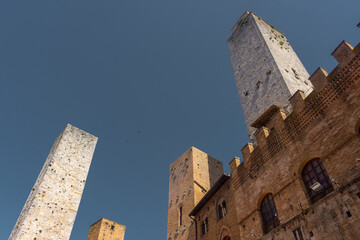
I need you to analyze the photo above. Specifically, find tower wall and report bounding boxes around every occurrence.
[228,11,313,141]
[167,147,223,240]
[9,124,98,240]
[87,218,126,240]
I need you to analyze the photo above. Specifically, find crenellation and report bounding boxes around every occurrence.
[230,40,360,189]
[254,127,269,148]
[309,67,329,92]
[331,41,355,66]
[288,90,306,113]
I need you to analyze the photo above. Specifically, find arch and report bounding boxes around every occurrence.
[297,155,321,176]
[216,197,227,220]
[219,225,231,240]
[301,158,333,204]
[260,193,280,234]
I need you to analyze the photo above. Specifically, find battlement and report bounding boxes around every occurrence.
[230,40,360,189]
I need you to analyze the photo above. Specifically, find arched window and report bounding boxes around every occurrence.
[223,236,231,240]
[217,200,227,219]
[260,194,279,234]
[201,217,208,236]
[301,158,333,204]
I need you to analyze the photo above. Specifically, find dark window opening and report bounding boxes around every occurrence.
[179,206,183,226]
[201,218,208,236]
[111,225,115,230]
[301,158,333,204]
[293,228,304,240]
[309,231,314,237]
[346,211,352,217]
[217,200,227,219]
[260,194,280,234]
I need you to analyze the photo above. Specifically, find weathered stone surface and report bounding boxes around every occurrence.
[87,218,125,240]
[9,124,98,240]
[228,11,313,142]
[167,147,224,240]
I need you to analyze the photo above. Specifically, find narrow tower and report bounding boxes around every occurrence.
[9,124,98,240]
[87,218,126,240]
[167,147,224,240]
[228,11,313,141]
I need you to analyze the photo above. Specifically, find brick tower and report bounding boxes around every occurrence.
[228,11,313,142]
[87,218,126,240]
[9,124,98,240]
[167,147,224,240]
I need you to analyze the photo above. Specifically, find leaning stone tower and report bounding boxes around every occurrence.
[228,11,313,142]
[167,147,223,240]
[9,124,98,240]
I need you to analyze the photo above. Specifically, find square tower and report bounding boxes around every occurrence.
[87,218,126,240]
[228,11,313,141]
[9,124,98,240]
[167,147,224,240]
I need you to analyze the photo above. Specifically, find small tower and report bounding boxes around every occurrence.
[9,124,98,240]
[87,218,126,240]
[228,11,313,141]
[167,147,224,240]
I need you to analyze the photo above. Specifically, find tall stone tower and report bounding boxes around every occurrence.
[167,147,224,240]
[9,124,98,240]
[228,11,313,141]
[87,218,126,240]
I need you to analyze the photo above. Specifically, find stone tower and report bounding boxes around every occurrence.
[167,147,224,240]
[228,11,313,141]
[9,124,98,240]
[87,218,126,240]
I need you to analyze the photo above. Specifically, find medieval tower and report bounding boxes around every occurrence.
[9,124,98,240]
[228,11,313,141]
[87,218,126,240]
[167,147,224,240]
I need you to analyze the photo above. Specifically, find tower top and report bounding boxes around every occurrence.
[228,11,313,142]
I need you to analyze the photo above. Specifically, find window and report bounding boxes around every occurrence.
[301,158,333,204]
[201,217,208,236]
[178,206,183,226]
[260,194,280,234]
[217,200,227,219]
[293,228,304,240]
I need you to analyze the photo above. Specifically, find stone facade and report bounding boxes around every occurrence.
[189,174,240,240]
[87,218,126,240]
[168,11,360,240]
[9,124,98,240]
[228,11,313,142]
[167,147,224,240]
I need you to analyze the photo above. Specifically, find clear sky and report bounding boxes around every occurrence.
[0,0,359,239]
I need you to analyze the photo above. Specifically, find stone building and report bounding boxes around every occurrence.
[87,218,126,240]
[9,124,98,240]
[167,11,360,240]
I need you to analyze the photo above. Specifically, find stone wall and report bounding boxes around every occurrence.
[228,11,313,142]
[87,218,126,240]
[229,39,360,239]
[9,124,98,240]
[167,147,224,240]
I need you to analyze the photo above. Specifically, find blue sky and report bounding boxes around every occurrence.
[0,0,359,239]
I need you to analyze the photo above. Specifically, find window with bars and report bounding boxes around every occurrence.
[301,158,333,204]
[260,194,280,234]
